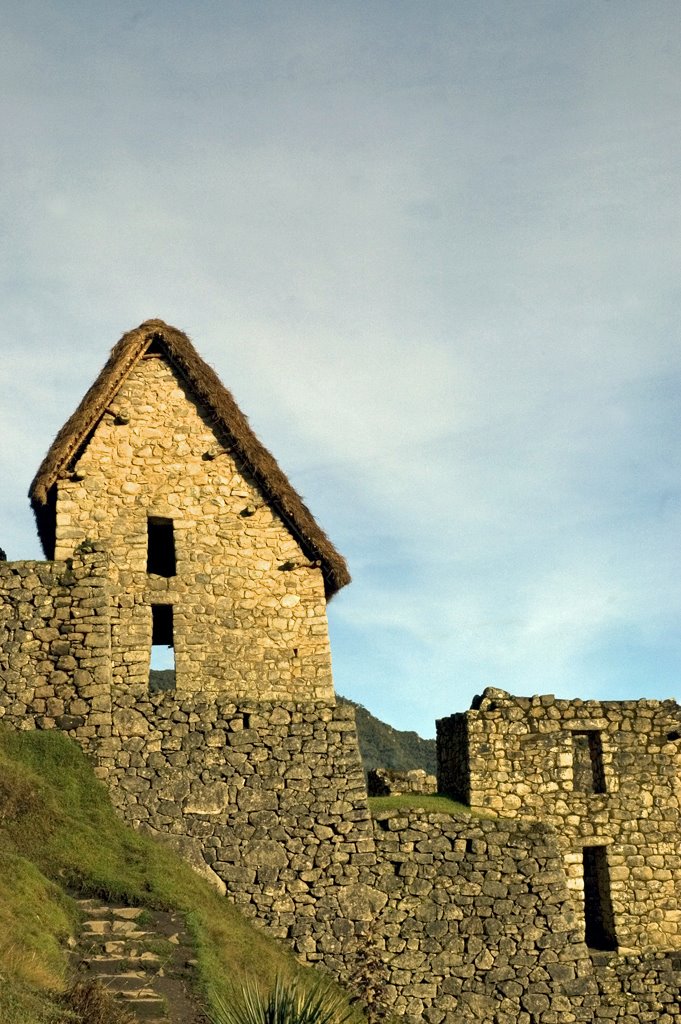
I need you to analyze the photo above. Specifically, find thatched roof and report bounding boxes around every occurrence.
[29,319,350,598]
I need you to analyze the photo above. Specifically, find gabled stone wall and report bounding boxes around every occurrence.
[437,688,681,953]
[53,353,333,702]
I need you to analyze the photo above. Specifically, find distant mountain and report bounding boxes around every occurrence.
[337,695,437,775]
[148,673,437,775]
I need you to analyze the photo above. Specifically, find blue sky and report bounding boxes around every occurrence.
[2,1,681,736]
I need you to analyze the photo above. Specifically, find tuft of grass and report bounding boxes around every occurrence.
[0,727,367,1024]
[368,793,492,817]
[62,980,137,1024]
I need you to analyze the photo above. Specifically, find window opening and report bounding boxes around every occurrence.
[582,846,617,951]
[149,604,175,692]
[572,730,606,794]
[147,517,176,577]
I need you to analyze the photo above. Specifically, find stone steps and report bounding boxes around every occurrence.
[72,896,207,1024]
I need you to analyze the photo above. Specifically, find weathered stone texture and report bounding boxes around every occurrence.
[367,812,599,1024]
[104,697,376,963]
[53,354,333,702]
[0,552,112,752]
[438,688,681,952]
[593,952,681,1020]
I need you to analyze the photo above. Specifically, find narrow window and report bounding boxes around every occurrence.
[147,517,176,577]
[149,604,175,692]
[582,846,617,950]
[572,730,606,794]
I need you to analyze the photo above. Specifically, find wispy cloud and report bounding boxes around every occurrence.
[2,1,681,734]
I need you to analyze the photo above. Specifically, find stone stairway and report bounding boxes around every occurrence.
[73,896,208,1024]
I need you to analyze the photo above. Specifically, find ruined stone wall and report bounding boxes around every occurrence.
[101,696,378,964]
[593,953,681,1021]
[53,353,333,702]
[4,555,681,1020]
[437,690,681,953]
[365,812,598,1024]
[98,686,616,1024]
[0,553,111,754]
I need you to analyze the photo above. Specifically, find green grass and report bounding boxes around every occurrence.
[0,727,366,1024]
[368,793,491,817]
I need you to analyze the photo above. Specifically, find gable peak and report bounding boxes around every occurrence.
[29,319,350,598]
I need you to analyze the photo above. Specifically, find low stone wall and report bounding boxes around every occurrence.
[367,812,598,1024]
[593,952,681,1021]
[367,767,437,797]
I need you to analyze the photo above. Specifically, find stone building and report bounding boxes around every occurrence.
[1,319,680,1022]
[29,319,349,703]
[437,687,681,954]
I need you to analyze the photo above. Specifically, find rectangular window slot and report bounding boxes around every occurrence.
[582,845,617,951]
[572,730,607,794]
[149,604,175,692]
[147,517,176,577]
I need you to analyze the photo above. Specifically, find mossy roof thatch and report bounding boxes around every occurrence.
[29,319,350,598]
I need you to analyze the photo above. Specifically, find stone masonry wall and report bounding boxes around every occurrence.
[437,689,681,953]
[0,553,112,753]
[3,556,681,1021]
[53,352,333,702]
[593,953,681,1022]
[102,696,379,967]
[367,767,438,797]
[366,812,599,1024]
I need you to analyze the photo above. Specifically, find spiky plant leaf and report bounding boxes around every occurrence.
[208,975,355,1024]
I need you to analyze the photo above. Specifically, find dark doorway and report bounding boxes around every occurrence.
[147,517,176,577]
[582,845,617,950]
[572,730,607,794]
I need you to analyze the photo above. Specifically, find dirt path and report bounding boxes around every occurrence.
[72,896,209,1024]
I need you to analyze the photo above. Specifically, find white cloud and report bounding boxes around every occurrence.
[2,1,681,733]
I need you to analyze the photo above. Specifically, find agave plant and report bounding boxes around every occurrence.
[208,975,356,1024]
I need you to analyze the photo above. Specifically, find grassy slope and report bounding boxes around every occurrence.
[0,727,365,1024]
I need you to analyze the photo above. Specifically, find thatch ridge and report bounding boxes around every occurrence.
[29,319,350,598]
